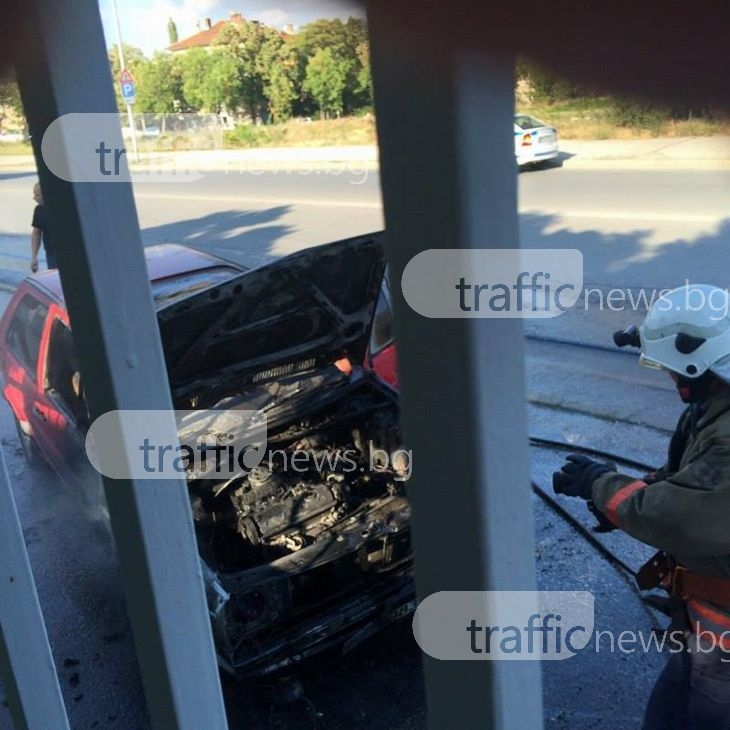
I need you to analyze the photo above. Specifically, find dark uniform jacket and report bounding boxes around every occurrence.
[591,388,730,639]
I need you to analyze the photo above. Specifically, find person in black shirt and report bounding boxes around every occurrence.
[30,182,57,272]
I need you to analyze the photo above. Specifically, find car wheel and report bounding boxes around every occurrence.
[15,417,43,467]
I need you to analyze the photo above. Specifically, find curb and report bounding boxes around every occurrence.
[4,138,730,174]
[558,157,730,171]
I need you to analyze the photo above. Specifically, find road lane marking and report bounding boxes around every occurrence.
[521,208,722,224]
[134,192,382,209]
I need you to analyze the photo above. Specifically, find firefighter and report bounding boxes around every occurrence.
[553,284,730,729]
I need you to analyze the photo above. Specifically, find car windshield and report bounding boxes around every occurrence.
[514,114,546,130]
[151,267,240,308]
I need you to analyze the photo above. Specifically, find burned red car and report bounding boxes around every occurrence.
[0,233,413,678]
[0,244,242,483]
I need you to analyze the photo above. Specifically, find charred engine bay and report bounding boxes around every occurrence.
[189,376,409,575]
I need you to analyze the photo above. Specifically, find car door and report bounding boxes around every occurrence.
[31,304,90,484]
[2,289,51,435]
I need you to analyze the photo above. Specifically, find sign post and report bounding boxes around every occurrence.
[111,0,139,163]
[119,67,139,162]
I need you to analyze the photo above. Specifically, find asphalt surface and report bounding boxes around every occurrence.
[0,164,728,728]
[1,166,730,278]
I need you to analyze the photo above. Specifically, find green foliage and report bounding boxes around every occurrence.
[517,56,581,103]
[108,44,145,79]
[297,17,371,113]
[135,53,185,116]
[303,48,351,119]
[0,77,21,113]
[355,41,372,101]
[267,63,297,123]
[516,55,676,138]
[608,97,672,135]
[216,20,286,121]
[343,18,370,110]
[0,75,24,133]
[223,123,285,147]
[181,48,240,114]
[296,19,350,60]
[104,17,374,122]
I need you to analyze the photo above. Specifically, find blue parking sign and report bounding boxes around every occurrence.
[121,81,136,103]
[120,69,136,104]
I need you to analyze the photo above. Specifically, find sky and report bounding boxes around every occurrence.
[98,0,364,56]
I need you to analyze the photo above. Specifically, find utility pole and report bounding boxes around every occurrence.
[111,0,139,162]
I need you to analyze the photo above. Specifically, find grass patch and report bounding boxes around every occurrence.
[0,141,32,155]
[224,116,377,148]
[519,97,730,139]
[0,118,379,156]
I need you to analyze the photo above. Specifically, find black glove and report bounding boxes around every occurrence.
[552,454,615,500]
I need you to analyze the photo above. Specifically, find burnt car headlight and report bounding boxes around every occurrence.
[228,590,269,626]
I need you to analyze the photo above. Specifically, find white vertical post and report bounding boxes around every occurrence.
[111,0,139,162]
[367,8,544,729]
[0,454,70,730]
[13,0,228,727]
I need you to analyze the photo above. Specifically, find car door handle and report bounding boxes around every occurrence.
[32,405,47,421]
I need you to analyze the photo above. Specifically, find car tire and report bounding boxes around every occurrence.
[15,417,43,467]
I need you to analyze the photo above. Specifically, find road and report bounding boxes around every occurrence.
[2,166,730,278]
[0,165,728,727]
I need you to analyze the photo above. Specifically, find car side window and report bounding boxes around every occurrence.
[45,318,88,424]
[370,281,394,355]
[5,293,49,380]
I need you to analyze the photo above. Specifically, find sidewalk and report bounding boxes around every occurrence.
[1,136,730,174]
[558,136,730,169]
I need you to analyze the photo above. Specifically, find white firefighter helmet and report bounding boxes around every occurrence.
[639,284,730,382]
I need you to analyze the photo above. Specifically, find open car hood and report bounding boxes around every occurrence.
[158,232,385,399]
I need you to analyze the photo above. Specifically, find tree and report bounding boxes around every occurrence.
[216,20,285,122]
[167,18,178,45]
[135,53,185,128]
[344,18,371,109]
[296,19,350,61]
[0,75,24,133]
[108,44,145,79]
[181,48,240,114]
[267,63,296,123]
[303,48,350,119]
[264,40,300,123]
[355,41,372,105]
[297,17,371,114]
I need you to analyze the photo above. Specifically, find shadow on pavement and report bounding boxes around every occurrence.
[0,170,36,183]
[142,206,293,269]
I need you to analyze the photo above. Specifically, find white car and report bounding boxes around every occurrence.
[514,114,559,167]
